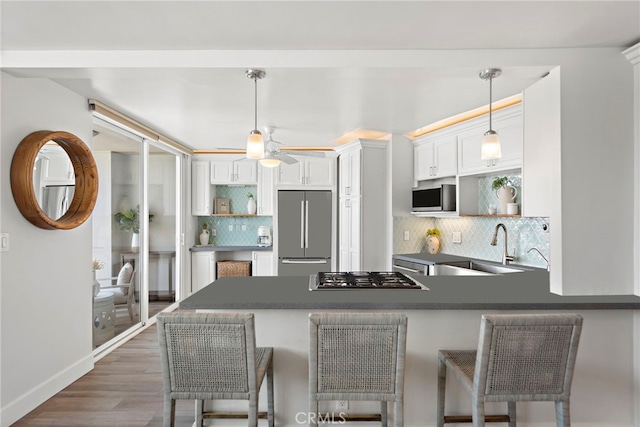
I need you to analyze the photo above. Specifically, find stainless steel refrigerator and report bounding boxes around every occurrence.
[277,190,332,276]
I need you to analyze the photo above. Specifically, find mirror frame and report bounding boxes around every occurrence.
[10,130,99,230]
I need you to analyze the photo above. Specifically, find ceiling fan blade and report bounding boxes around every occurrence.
[277,153,299,164]
[282,150,326,158]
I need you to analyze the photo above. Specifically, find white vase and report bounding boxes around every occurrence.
[426,235,441,254]
[92,270,100,297]
[199,229,210,245]
[495,185,517,215]
[247,197,257,215]
[131,233,140,253]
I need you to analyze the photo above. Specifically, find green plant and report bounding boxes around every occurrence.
[114,205,153,234]
[491,176,511,190]
[426,228,441,236]
[247,192,254,199]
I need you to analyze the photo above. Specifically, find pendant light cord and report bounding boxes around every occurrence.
[488,75,493,130]
[254,76,258,131]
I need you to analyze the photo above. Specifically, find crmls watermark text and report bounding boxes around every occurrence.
[295,412,347,424]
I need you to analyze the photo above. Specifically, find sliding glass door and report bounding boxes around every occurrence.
[91,118,183,349]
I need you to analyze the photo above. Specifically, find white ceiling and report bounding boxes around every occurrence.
[2,1,639,151]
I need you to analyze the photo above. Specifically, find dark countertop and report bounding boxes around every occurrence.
[190,245,273,252]
[180,272,640,311]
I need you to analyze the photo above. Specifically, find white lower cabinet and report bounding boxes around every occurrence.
[252,251,274,276]
[191,251,215,292]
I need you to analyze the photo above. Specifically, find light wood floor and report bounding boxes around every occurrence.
[13,324,197,426]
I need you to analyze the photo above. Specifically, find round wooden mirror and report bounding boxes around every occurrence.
[11,130,99,230]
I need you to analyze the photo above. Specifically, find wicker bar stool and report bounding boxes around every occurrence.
[157,312,274,427]
[437,313,583,427]
[309,313,408,427]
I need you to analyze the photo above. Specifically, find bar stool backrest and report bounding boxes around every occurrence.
[157,312,258,398]
[474,313,583,401]
[309,313,407,398]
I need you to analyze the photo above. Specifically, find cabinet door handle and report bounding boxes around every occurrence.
[300,200,305,249]
[433,165,438,176]
[345,199,351,208]
[305,200,309,249]
[346,186,351,195]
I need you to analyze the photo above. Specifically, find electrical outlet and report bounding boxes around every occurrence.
[242,224,247,231]
[336,400,349,410]
[403,230,410,241]
[0,233,8,251]
[452,231,462,244]
[211,228,216,237]
[228,224,234,231]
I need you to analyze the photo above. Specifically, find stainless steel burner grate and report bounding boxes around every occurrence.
[310,271,428,290]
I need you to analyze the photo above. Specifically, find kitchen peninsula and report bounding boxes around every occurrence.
[180,273,640,427]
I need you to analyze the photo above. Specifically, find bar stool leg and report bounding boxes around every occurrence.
[195,400,203,427]
[267,360,274,427]
[507,401,516,427]
[393,398,403,427]
[380,401,388,427]
[309,399,318,427]
[472,400,485,427]
[555,400,570,427]
[437,357,446,427]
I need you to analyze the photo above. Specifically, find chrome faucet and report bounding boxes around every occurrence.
[490,223,514,265]
[527,247,550,271]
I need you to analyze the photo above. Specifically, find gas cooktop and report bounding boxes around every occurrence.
[309,271,428,290]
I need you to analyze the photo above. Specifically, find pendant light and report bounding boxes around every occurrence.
[479,68,502,160]
[245,69,266,160]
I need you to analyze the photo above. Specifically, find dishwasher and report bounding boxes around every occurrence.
[391,257,430,275]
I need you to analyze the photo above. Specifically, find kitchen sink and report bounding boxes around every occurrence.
[428,260,529,276]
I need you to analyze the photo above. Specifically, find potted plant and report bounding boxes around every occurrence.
[115,205,153,252]
[247,192,257,215]
[491,177,517,214]
[425,228,441,254]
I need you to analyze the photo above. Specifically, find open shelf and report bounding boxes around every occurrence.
[210,214,258,217]
[460,214,521,218]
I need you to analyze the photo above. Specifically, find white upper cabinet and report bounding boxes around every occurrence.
[522,67,560,218]
[276,156,335,188]
[413,135,457,181]
[210,157,257,185]
[338,148,361,197]
[40,145,75,185]
[257,164,275,216]
[192,160,211,216]
[457,105,523,176]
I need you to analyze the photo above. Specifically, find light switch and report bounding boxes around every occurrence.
[452,231,462,244]
[0,233,8,251]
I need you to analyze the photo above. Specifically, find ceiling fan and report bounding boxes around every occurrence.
[259,126,325,167]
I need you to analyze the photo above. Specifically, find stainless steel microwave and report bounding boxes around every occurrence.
[412,184,456,212]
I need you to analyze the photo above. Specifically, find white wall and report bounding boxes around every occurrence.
[0,72,95,426]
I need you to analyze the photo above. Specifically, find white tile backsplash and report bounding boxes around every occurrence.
[393,215,550,269]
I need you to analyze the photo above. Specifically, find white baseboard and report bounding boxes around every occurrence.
[0,354,94,427]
